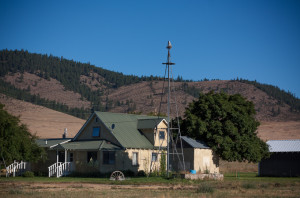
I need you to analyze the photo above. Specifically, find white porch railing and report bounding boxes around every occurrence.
[57,162,71,178]
[48,162,71,178]
[6,161,28,177]
[48,162,62,177]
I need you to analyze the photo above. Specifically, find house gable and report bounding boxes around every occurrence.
[138,119,168,147]
[153,120,168,148]
[73,113,122,147]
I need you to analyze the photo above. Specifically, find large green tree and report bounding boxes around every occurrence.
[0,103,45,166]
[180,91,269,163]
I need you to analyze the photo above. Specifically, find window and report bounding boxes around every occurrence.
[69,153,73,162]
[92,127,100,137]
[103,151,115,164]
[152,153,158,162]
[87,151,97,162]
[95,117,99,122]
[159,131,165,140]
[132,152,138,166]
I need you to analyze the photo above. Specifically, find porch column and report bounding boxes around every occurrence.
[56,149,58,164]
[56,149,59,177]
[65,149,67,163]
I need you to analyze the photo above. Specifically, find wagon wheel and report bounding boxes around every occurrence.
[110,171,125,181]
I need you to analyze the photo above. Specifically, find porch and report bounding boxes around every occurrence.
[49,140,122,177]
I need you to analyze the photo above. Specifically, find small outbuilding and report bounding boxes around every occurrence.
[259,139,300,177]
[173,136,219,173]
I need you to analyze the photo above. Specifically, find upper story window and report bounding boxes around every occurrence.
[92,127,100,137]
[159,131,165,140]
[95,117,99,123]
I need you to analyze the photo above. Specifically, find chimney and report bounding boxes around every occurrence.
[63,128,67,139]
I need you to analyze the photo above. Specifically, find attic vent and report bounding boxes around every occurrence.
[111,124,115,129]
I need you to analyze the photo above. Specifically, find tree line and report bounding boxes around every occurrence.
[237,78,300,112]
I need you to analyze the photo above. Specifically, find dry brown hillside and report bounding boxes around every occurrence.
[2,72,300,122]
[1,92,299,141]
[0,94,85,139]
[3,72,90,109]
[107,80,300,122]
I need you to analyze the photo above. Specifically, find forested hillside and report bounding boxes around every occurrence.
[0,49,299,121]
[0,49,158,118]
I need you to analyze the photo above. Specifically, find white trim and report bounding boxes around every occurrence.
[156,119,168,129]
[49,139,71,149]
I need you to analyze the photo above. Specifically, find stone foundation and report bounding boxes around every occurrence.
[181,173,224,180]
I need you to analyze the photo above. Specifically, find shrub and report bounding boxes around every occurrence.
[68,171,106,178]
[9,189,22,194]
[137,170,146,177]
[34,171,47,177]
[23,171,34,177]
[159,152,166,177]
[196,183,215,194]
[122,169,135,177]
[149,170,159,177]
[260,183,269,188]
[204,166,209,174]
[242,182,256,189]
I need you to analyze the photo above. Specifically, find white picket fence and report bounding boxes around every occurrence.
[6,161,28,177]
[48,162,71,178]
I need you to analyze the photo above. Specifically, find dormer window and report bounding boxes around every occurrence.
[159,131,165,140]
[92,127,100,137]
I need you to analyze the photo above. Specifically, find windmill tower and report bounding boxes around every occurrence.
[158,41,185,176]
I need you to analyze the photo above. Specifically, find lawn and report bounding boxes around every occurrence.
[1,173,300,197]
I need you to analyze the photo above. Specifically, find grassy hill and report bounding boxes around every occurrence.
[0,93,85,139]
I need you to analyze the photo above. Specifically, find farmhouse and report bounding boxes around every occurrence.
[259,139,300,177]
[33,111,219,177]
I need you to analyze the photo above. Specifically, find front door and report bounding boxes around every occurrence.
[58,151,65,162]
[69,152,74,171]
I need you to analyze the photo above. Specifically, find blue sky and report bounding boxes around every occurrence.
[1,0,300,98]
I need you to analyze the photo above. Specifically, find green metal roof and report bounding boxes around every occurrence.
[94,112,166,149]
[52,140,122,151]
[36,139,71,148]
[137,118,165,129]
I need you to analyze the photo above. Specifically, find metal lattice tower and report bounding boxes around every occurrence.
[160,41,185,177]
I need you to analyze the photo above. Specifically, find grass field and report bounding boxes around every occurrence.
[1,173,300,198]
